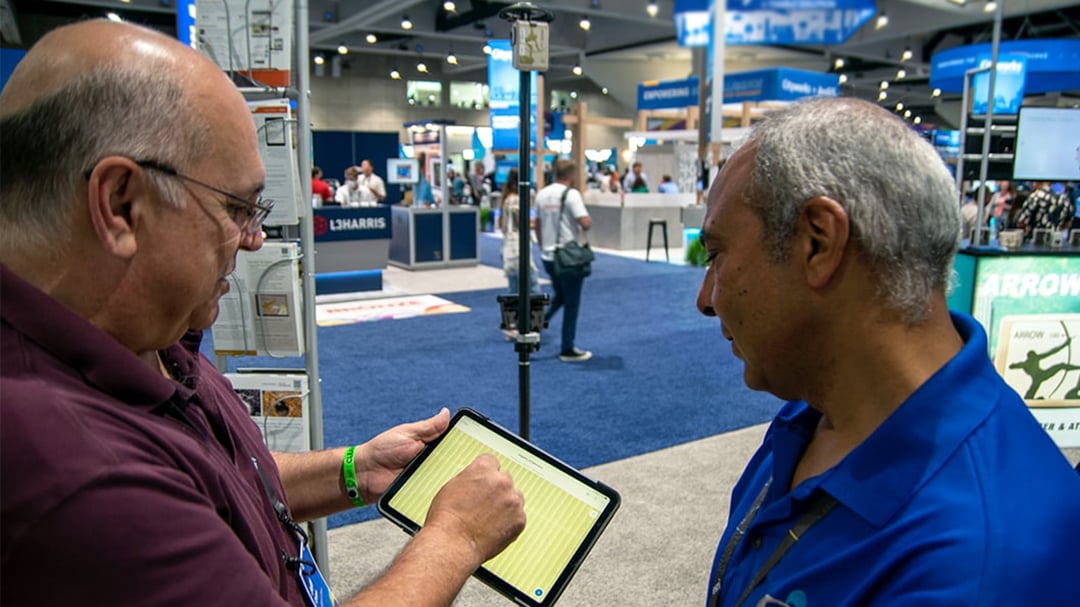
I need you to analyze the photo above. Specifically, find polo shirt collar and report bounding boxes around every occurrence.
[816,312,998,527]
[1,264,187,409]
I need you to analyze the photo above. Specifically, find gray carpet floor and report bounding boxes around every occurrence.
[324,424,1080,606]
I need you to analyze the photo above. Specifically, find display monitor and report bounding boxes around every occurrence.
[1012,107,1080,181]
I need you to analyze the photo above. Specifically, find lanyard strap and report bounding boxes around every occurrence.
[710,479,838,607]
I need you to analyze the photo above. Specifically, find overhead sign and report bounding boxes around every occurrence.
[971,53,1027,115]
[638,77,700,111]
[675,0,876,46]
[488,40,538,151]
[931,39,1080,94]
[723,68,839,103]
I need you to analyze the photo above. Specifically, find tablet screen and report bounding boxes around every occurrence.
[378,408,620,606]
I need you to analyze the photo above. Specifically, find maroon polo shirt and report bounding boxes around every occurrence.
[1,265,306,606]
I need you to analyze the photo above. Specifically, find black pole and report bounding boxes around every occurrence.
[516,67,531,440]
[499,1,554,440]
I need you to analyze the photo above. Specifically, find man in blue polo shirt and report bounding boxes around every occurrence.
[696,98,1080,607]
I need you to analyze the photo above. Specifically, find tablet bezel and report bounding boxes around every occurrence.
[377,408,621,606]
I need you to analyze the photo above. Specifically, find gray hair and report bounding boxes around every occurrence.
[0,66,211,251]
[743,97,961,324]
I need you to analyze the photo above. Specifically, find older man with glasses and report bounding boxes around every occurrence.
[0,20,524,607]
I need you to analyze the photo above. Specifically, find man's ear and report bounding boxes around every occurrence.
[86,157,149,259]
[796,196,850,289]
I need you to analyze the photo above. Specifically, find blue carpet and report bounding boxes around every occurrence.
[207,235,781,528]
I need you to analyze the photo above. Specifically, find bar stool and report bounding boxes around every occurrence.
[646,218,669,262]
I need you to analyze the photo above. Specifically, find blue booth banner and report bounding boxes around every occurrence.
[675,0,875,46]
[723,68,839,103]
[638,77,700,111]
[931,39,1080,95]
[313,207,392,243]
[971,53,1027,115]
[933,130,961,160]
[488,40,538,151]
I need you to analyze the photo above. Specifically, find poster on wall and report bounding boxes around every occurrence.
[213,241,304,357]
[226,372,310,452]
[249,99,300,226]
[196,0,292,86]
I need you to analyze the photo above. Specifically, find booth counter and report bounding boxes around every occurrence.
[584,191,697,250]
[948,244,1080,447]
[312,206,392,293]
[389,205,479,269]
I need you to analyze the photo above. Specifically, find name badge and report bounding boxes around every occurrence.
[296,541,337,607]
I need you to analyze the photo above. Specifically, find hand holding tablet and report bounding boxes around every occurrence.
[379,408,621,606]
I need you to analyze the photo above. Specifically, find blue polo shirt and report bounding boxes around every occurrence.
[707,312,1080,607]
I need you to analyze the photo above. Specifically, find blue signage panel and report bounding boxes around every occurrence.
[638,77,700,111]
[176,0,196,48]
[723,68,839,103]
[930,39,1080,94]
[488,40,538,151]
[971,53,1027,115]
[313,207,392,243]
[933,130,961,160]
[675,0,875,46]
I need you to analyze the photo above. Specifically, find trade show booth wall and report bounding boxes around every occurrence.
[312,130,401,204]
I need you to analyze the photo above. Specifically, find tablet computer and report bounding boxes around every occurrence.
[378,408,621,606]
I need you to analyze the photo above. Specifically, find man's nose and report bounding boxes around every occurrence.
[697,272,716,317]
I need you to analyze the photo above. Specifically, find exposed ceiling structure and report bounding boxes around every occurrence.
[5,0,1080,127]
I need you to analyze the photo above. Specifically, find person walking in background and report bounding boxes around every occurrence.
[311,165,333,205]
[356,159,386,206]
[0,20,525,606]
[469,161,487,206]
[697,97,1080,607]
[499,168,541,340]
[536,159,592,362]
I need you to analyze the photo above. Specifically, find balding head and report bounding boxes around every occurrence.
[0,20,250,253]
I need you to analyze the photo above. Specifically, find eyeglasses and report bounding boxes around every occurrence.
[84,158,274,235]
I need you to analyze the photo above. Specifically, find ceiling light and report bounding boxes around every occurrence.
[417,62,428,73]
[878,91,888,101]
[896,69,906,79]
[447,52,458,65]
[838,74,848,84]
[602,87,609,95]
[401,15,413,30]
[443,1,457,11]
[880,80,889,90]
[579,18,591,31]
[314,55,325,65]
[946,0,967,5]
[913,116,922,125]
[337,44,349,55]
[895,102,904,111]
[483,42,492,54]
[984,2,997,12]
[875,13,888,29]
[833,57,845,70]
[901,47,913,62]
[572,64,583,76]
[390,69,401,79]
[106,12,122,22]
[904,110,912,118]
[570,91,578,99]
[932,88,942,97]
[646,1,659,17]
[366,33,377,44]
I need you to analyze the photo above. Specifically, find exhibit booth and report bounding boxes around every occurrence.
[311,206,392,293]
[390,123,480,269]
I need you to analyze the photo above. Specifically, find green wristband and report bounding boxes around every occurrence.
[342,446,366,508]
